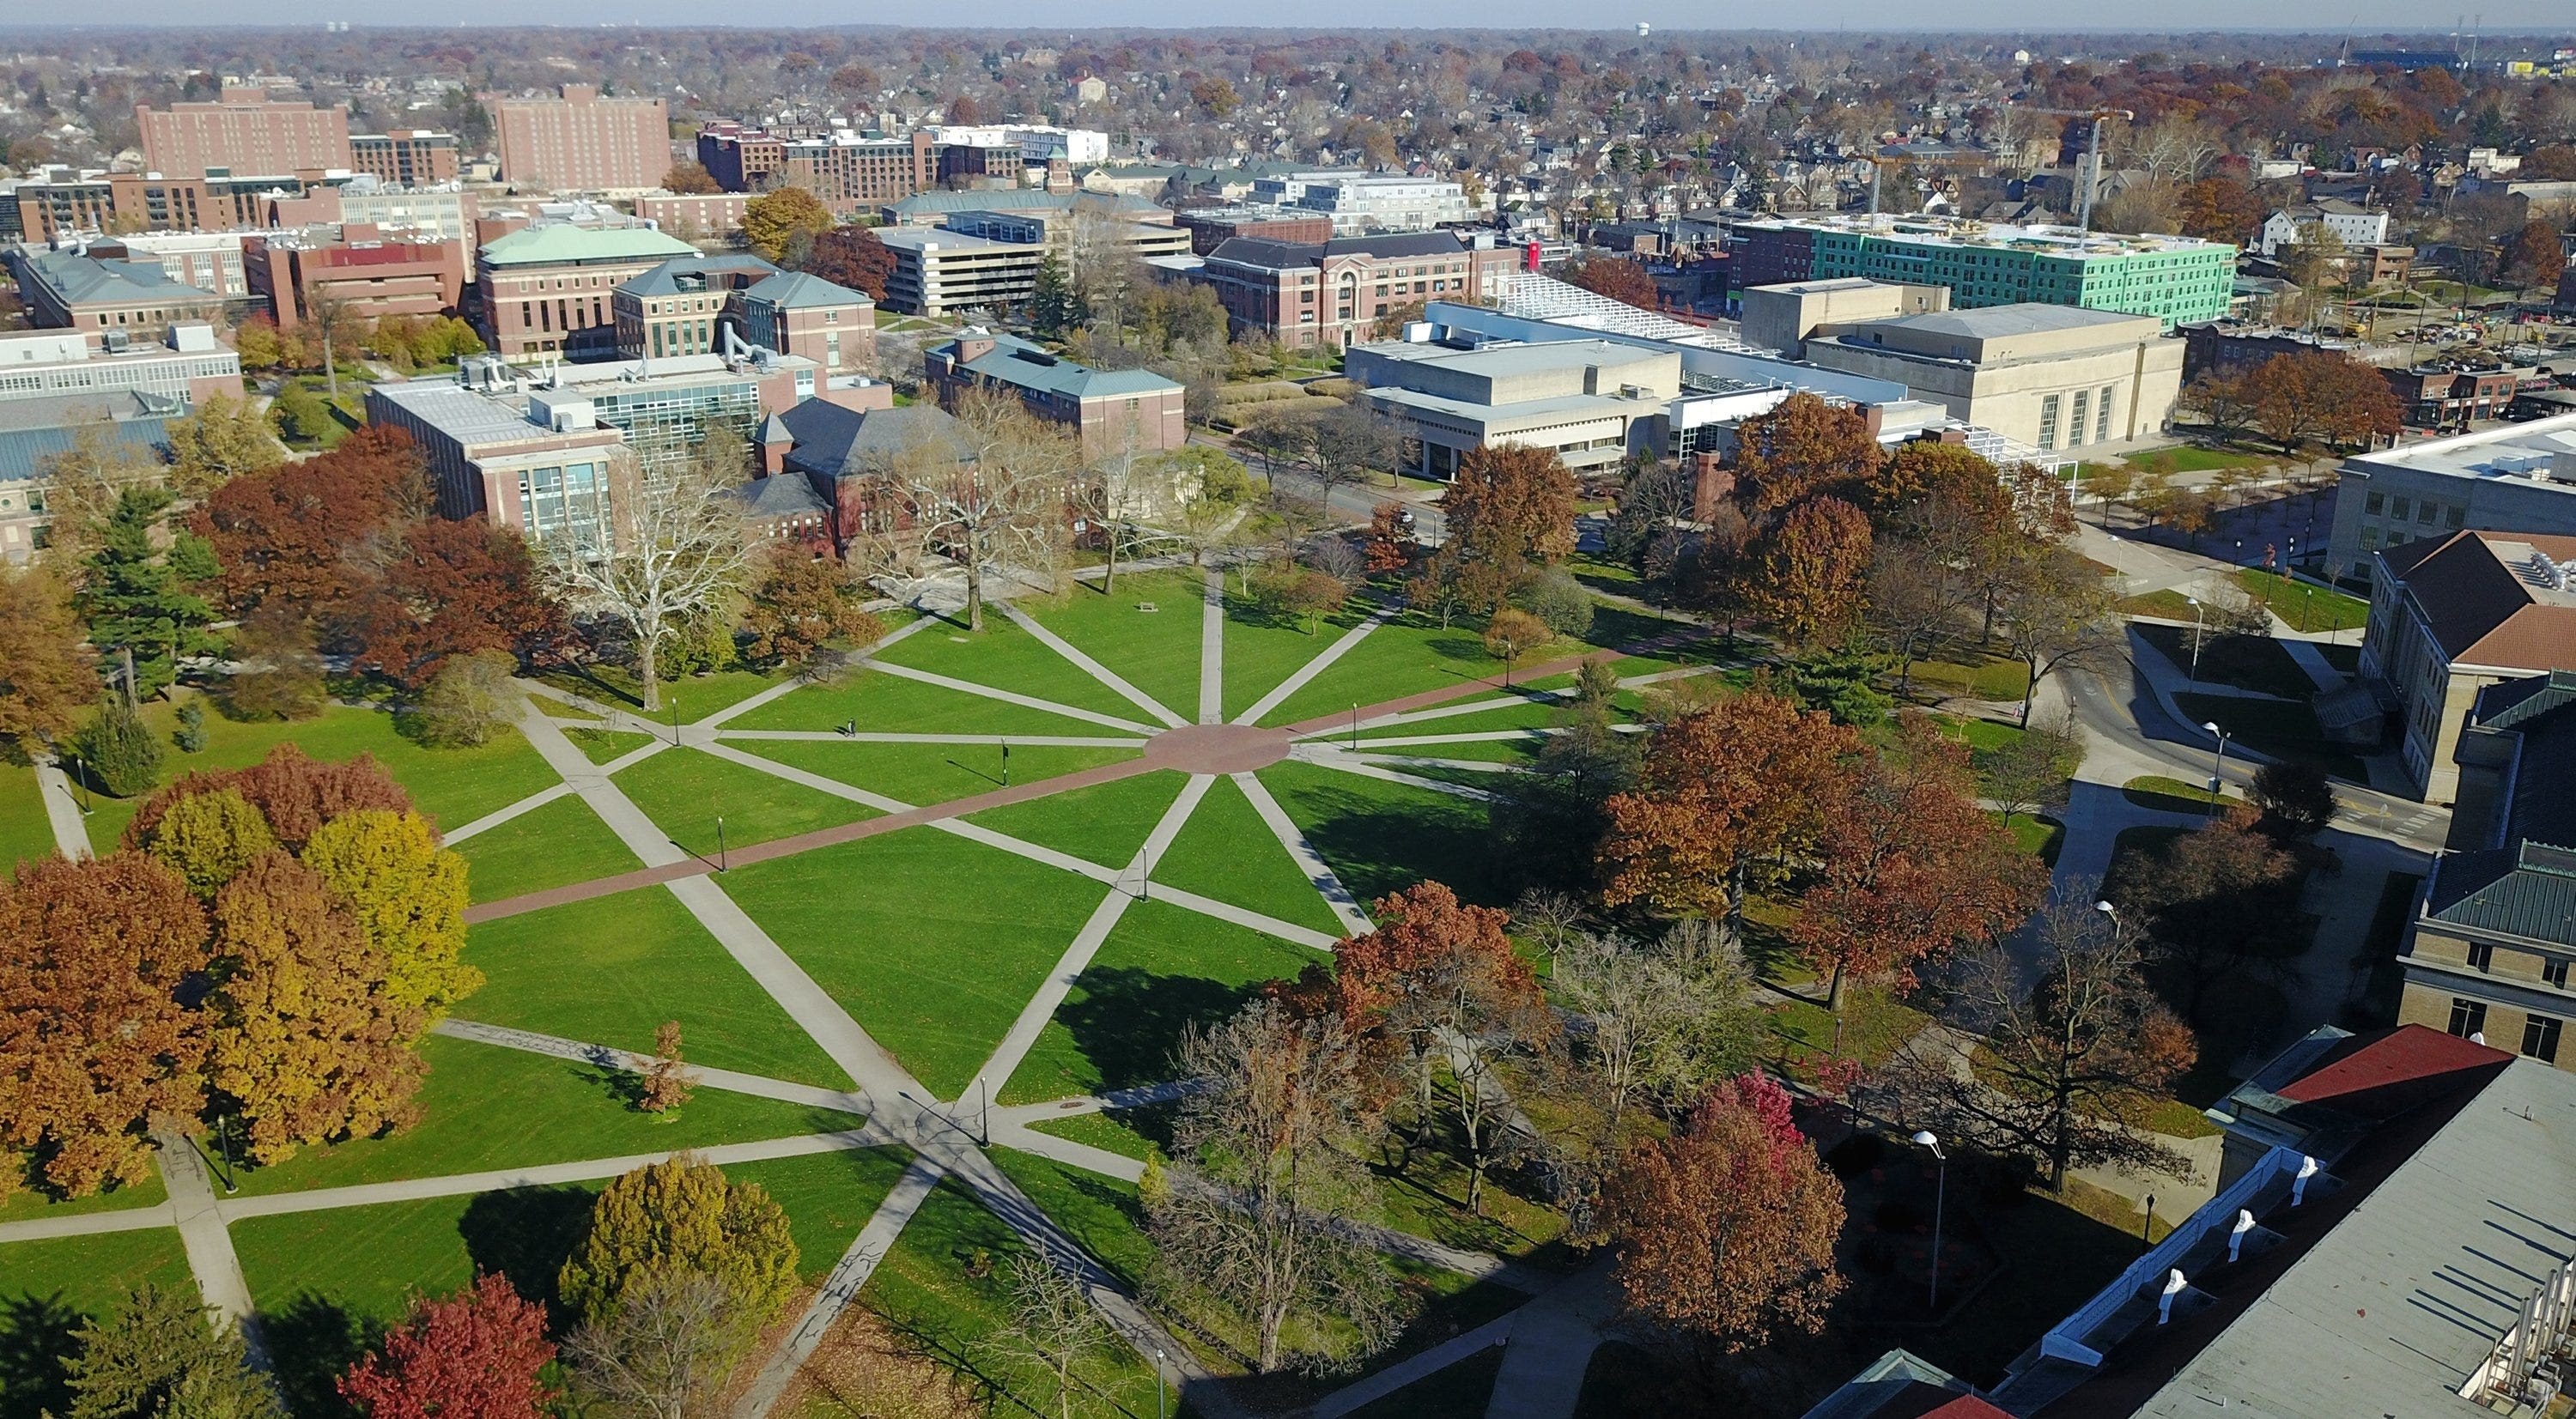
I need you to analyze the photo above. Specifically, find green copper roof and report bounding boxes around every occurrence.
[479,224,697,268]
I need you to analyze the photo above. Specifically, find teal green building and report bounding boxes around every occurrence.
[1777,219,2238,329]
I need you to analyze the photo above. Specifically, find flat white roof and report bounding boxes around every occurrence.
[2347,411,2576,484]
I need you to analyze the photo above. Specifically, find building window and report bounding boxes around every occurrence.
[2391,496,2410,520]
[2447,504,2466,529]
[2068,391,2089,447]
[2096,385,2115,443]
[2547,958,2570,990]
[2448,997,2488,1040]
[2365,491,2385,514]
[2467,942,2494,971]
[2524,1014,2562,1064]
[2038,394,2061,451]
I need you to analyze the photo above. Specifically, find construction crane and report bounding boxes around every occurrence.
[2004,102,2136,232]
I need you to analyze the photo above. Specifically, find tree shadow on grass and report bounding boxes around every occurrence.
[459,1185,598,1325]
[1055,966,1261,1098]
[261,1293,371,1419]
[1270,778,1498,906]
[0,1293,82,1419]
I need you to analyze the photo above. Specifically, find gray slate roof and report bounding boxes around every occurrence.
[2425,671,2576,946]
[15,249,216,307]
[619,252,780,297]
[939,332,1179,400]
[776,399,969,480]
[743,270,870,310]
[0,415,170,482]
[1205,230,1471,270]
[732,472,829,520]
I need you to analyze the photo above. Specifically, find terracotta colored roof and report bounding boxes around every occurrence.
[2274,1022,2508,1112]
[2383,530,2576,670]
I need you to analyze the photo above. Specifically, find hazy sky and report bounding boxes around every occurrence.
[10,0,2573,30]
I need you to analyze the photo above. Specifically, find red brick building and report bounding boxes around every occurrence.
[349,130,460,186]
[137,86,350,179]
[494,85,671,195]
[636,191,752,243]
[925,331,1185,458]
[1194,231,1517,350]
[1171,206,1334,257]
[246,225,468,332]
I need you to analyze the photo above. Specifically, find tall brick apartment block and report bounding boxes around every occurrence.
[137,86,351,179]
[494,85,671,196]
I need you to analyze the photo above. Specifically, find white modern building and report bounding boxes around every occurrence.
[2257,200,2392,257]
[2327,414,2576,582]
[932,124,1109,166]
[1249,170,1473,234]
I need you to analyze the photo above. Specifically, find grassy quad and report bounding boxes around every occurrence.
[1148,775,1349,937]
[1257,761,1502,907]
[718,827,1115,1100]
[70,699,561,856]
[726,664,1128,737]
[1256,616,1549,729]
[611,744,879,854]
[0,1228,195,1413]
[1022,570,1211,722]
[729,739,1141,809]
[1,759,58,880]
[222,1035,848,1199]
[999,897,1321,1106]
[459,886,855,1089]
[1220,589,1377,721]
[875,612,1164,726]
[450,791,638,903]
[962,769,1190,870]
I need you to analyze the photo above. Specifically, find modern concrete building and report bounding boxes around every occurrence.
[635,191,752,244]
[1735,276,1951,357]
[2359,529,2576,802]
[474,223,698,361]
[2257,199,2391,257]
[2325,414,2576,582]
[1247,171,1473,233]
[349,130,460,187]
[925,330,1184,458]
[0,325,241,408]
[1346,337,1681,479]
[265,182,480,246]
[4,246,227,331]
[1796,304,2185,454]
[877,227,1041,318]
[2399,670,2576,1069]
[246,226,468,332]
[1194,231,1517,351]
[1728,215,2238,328]
[137,85,351,179]
[493,86,671,196]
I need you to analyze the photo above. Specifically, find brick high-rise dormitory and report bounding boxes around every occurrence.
[137,85,351,179]
[494,85,671,196]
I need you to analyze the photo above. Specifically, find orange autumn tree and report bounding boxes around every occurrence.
[1599,690,1856,946]
[1600,1071,1844,1351]
[1292,881,1553,1214]
[1789,714,2047,1011]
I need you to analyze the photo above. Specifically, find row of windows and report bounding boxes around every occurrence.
[2447,997,2563,1063]
[2036,385,2120,452]
[2363,490,2467,527]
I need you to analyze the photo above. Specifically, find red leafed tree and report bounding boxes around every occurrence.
[127,744,416,852]
[1599,690,1856,943]
[0,854,210,1198]
[1560,254,1662,311]
[344,518,565,688]
[192,426,431,618]
[339,1272,558,1419]
[1741,495,1873,648]
[1364,501,1414,573]
[1789,715,2047,1010]
[1729,391,1883,515]
[802,227,897,302]
[1599,1072,1844,1352]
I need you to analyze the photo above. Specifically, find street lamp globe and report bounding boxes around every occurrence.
[2203,721,2222,735]
[1911,1130,1941,1153]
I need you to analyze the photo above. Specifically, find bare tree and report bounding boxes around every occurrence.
[542,446,756,713]
[562,1270,754,1419]
[1552,924,1765,1136]
[985,1252,1113,1419]
[1995,546,2120,729]
[873,385,1076,632]
[1145,1000,1397,1375]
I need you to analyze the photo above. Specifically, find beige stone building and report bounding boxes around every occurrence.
[2396,670,2576,1070]
[1791,302,2184,453]
[2360,529,2576,802]
[1346,337,1681,479]
[494,85,671,196]
[1735,276,1950,357]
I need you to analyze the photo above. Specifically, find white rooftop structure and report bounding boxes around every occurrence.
[2348,415,2576,485]
[1498,272,1777,355]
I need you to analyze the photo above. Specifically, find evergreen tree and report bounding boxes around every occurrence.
[62,1284,284,1419]
[1029,254,1087,335]
[77,487,217,700]
[72,699,162,797]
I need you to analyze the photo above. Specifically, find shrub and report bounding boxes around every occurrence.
[173,700,208,754]
[1512,567,1595,637]
[73,699,162,797]
[557,1156,799,1324]
[415,650,518,749]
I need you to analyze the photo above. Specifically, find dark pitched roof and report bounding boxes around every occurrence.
[2429,669,2576,946]
[732,472,829,520]
[776,399,969,481]
[619,252,781,297]
[742,270,870,311]
[1204,230,1472,270]
[2426,840,2576,946]
[2380,529,2576,669]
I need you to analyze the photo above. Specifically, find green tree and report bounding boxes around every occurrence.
[77,487,217,701]
[63,1284,283,1419]
[301,810,478,1018]
[558,1155,800,1324]
[165,395,283,498]
[1029,253,1087,335]
[141,786,276,896]
[72,699,162,797]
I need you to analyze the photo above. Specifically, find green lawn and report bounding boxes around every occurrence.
[2174,693,2367,781]
[1768,986,1932,1082]
[858,1179,1173,1417]
[2237,568,2367,634]
[1150,775,1348,937]
[988,1149,1158,1290]
[2123,775,2239,813]
[538,664,791,719]
[726,665,1121,737]
[1905,654,2033,703]
[1257,761,1500,907]
[2136,625,2319,700]
[0,1169,166,1228]
[1221,590,1375,720]
[963,770,1189,870]
[877,612,1158,725]
[2118,589,2201,622]
[612,745,878,854]
[1369,732,1552,766]
[460,885,854,1089]
[730,739,1138,808]
[2004,812,2065,865]
[72,698,559,853]
[563,725,655,765]
[1257,615,1525,728]
[720,827,1113,1099]
[451,792,637,903]
[1,758,58,880]
[227,1034,845,1198]
[1023,1109,1166,1162]
[1025,571,1209,720]
[0,1227,193,1414]
[999,897,1320,1106]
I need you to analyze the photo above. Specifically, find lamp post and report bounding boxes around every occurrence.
[1911,1130,1948,1313]
[2185,595,2208,682]
[2202,720,2233,815]
[668,694,682,745]
[2142,1192,2157,1252]
[1351,702,1361,751]
[1155,1348,1167,1419]
[715,815,727,873]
